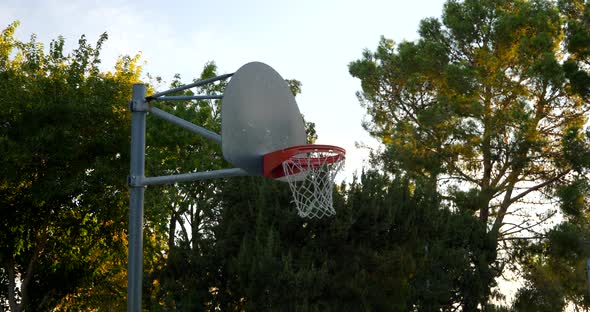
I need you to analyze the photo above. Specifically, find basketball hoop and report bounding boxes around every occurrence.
[127,62,343,310]
[263,145,345,219]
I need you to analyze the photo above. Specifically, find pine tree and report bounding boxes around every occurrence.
[349,0,590,308]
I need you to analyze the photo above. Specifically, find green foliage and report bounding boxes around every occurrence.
[513,130,590,311]
[556,179,589,217]
[512,222,590,311]
[562,126,590,172]
[0,21,140,310]
[512,285,566,312]
[210,171,491,311]
[286,79,302,97]
[559,0,590,61]
[350,0,590,309]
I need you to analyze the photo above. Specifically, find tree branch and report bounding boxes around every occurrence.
[508,170,569,206]
[500,209,557,237]
[498,235,545,242]
[491,174,519,237]
[20,228,49,310]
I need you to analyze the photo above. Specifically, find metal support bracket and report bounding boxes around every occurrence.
[127,175,145,187]
[129,98,150,112]
[149,107,222,144]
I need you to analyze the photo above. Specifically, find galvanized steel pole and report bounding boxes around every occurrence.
[149,107,222,143]
[126,79,248,311]
[128,84,147,312]
[146,73,233,100]
[141,168,248,186]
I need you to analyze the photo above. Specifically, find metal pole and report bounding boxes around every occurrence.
[152,94,224,101]
[146,73,233,100]
[149,107,222,143]
[141,168,249,186]
[128,84,147,312]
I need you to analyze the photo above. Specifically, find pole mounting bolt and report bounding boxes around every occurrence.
[130,99,149,112]
[127,175,145,187]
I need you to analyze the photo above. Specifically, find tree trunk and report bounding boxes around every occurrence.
[481,90,493,225]
[168,211,177,256]
[7,258,20,312]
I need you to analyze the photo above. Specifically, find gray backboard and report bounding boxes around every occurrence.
[222,62,306,175]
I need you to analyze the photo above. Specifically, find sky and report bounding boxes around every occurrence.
[1,0,447,182]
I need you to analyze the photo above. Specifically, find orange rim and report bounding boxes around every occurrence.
[263,144,345,179]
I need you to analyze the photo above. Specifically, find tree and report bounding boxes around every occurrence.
[0,21,141,310]
[349,0,590,309]
[213,168,496,311]
[511,180,590,311]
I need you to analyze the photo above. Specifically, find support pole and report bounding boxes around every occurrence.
[152,94,224,101]
[150,107,222,143]
[128,84,147,312]
[146,73,233,100]
[141,168,248,186]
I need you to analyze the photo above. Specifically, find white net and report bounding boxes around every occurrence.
[281,150,345,219]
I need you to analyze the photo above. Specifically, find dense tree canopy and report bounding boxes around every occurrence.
[350,0,590,309]
[0,21,141,310]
